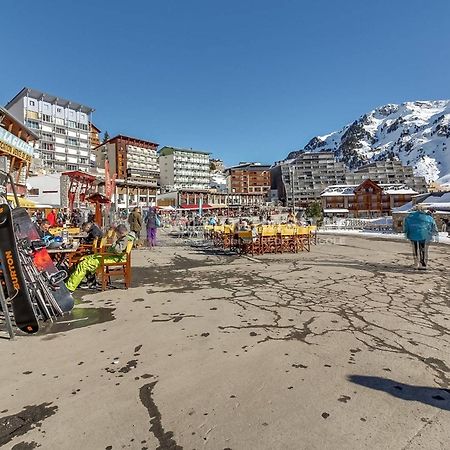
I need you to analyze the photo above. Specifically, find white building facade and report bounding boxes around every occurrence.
[159,146,210,191]
[5,87,95,172]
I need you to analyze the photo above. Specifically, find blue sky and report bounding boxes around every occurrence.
[2,0,450,166]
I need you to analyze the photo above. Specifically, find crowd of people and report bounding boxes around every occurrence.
[25,202,448,293]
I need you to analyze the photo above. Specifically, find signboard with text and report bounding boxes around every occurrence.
[0,127,35,161]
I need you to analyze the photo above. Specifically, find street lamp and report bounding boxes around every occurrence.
[290,165,296,214]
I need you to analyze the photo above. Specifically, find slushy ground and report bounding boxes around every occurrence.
[1,233,449,449]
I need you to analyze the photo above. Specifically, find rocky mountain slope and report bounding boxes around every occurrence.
[288,100,450,183]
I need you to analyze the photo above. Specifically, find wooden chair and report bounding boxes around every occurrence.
[308,225,318,245]
[221,225,234,249]
[96,240,133,290]
[67,237,99,268]
[296,226,311,252]
[237,230,260,256]
[258,225,279,253]
[97,236,109,253]
[279,226,297,253]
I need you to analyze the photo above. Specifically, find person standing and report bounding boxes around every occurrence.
[403,205,438,270]
[128,207,143,247]
[145,207,160,248]
[46,208,57,227]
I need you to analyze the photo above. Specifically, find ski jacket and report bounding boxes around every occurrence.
[108,234,133,254]
[145,212,160,229]
[47,211,57,227]
[128,211,143,232]
[82,223,103,244]
[403,211,438,242]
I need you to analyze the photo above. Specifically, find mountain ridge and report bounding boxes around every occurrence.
[287,100,450,183]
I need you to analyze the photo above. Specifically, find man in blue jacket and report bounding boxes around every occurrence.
[403,205,438,270]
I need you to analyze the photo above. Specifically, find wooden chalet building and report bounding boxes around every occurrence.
[321,179,418,218]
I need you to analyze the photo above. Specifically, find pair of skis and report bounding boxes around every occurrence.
[0,170,74,334]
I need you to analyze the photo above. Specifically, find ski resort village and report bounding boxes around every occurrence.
[1,2,450,449]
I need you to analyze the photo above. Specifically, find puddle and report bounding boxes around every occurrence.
[38,306,115,336]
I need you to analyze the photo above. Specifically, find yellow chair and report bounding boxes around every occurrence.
[280,225,297,253]
[96,240,133,290]
[237,230,261,256]
[258,225,279,253]
[296,226,311,252]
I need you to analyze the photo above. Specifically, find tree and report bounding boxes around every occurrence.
[305,200,323,225]
[103,131,110,143]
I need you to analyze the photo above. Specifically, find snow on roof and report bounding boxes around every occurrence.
[320,185,358,196]
[323,208,349,213]
[392,201,413,213]
[421,192,450,204]
[393,193,450,213]
[321,183,417,197]
[383,188,417,195]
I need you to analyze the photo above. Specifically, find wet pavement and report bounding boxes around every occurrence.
[0,232,449,449]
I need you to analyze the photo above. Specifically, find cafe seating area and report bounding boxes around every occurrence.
[48,227,132,291]
[203,224,317,256]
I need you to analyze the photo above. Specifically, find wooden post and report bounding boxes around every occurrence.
[95,202,102,227]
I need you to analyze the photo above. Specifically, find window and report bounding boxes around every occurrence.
[67,120,77,128]
[41,132,53,141]
[41,142,54,150]
[67,164,78,171]
[29,100,35,106]
[57,108,62,113]
[55,118,65,125]
[55,127,66,135]
[67,137,78,146]
[42,114,52,122]
[80,158,87,164]
[26,120,39,129]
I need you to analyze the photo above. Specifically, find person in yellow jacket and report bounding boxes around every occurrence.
[65,224,133,292]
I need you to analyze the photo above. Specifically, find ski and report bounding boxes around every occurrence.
[12,207,74,313]
[0,203,39,334]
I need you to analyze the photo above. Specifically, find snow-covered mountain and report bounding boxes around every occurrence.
[288,100,450,183]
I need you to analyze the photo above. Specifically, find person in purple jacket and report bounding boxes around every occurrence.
[403,205,438,270]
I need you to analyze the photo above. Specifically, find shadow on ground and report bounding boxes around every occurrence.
[349,375,450,411]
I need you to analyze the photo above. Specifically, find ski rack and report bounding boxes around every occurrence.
[0,286,15,339]
[0,170,18,339]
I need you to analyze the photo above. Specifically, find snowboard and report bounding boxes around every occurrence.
[12,207,74,313]
[0,203,39,333]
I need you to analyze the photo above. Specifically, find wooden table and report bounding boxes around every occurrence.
[47,242,80,268]
[70,233,88,239]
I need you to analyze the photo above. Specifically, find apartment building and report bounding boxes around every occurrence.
[210,158,225,173]
[281,152,347,207]
[347,160,427,193]
[95,135,159,181]
[226,162,271,195]
[94,135,159,209]
[159,146,210,190]
[90,123,101,150]
[280,152,427,208]
[5,87,95,172]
